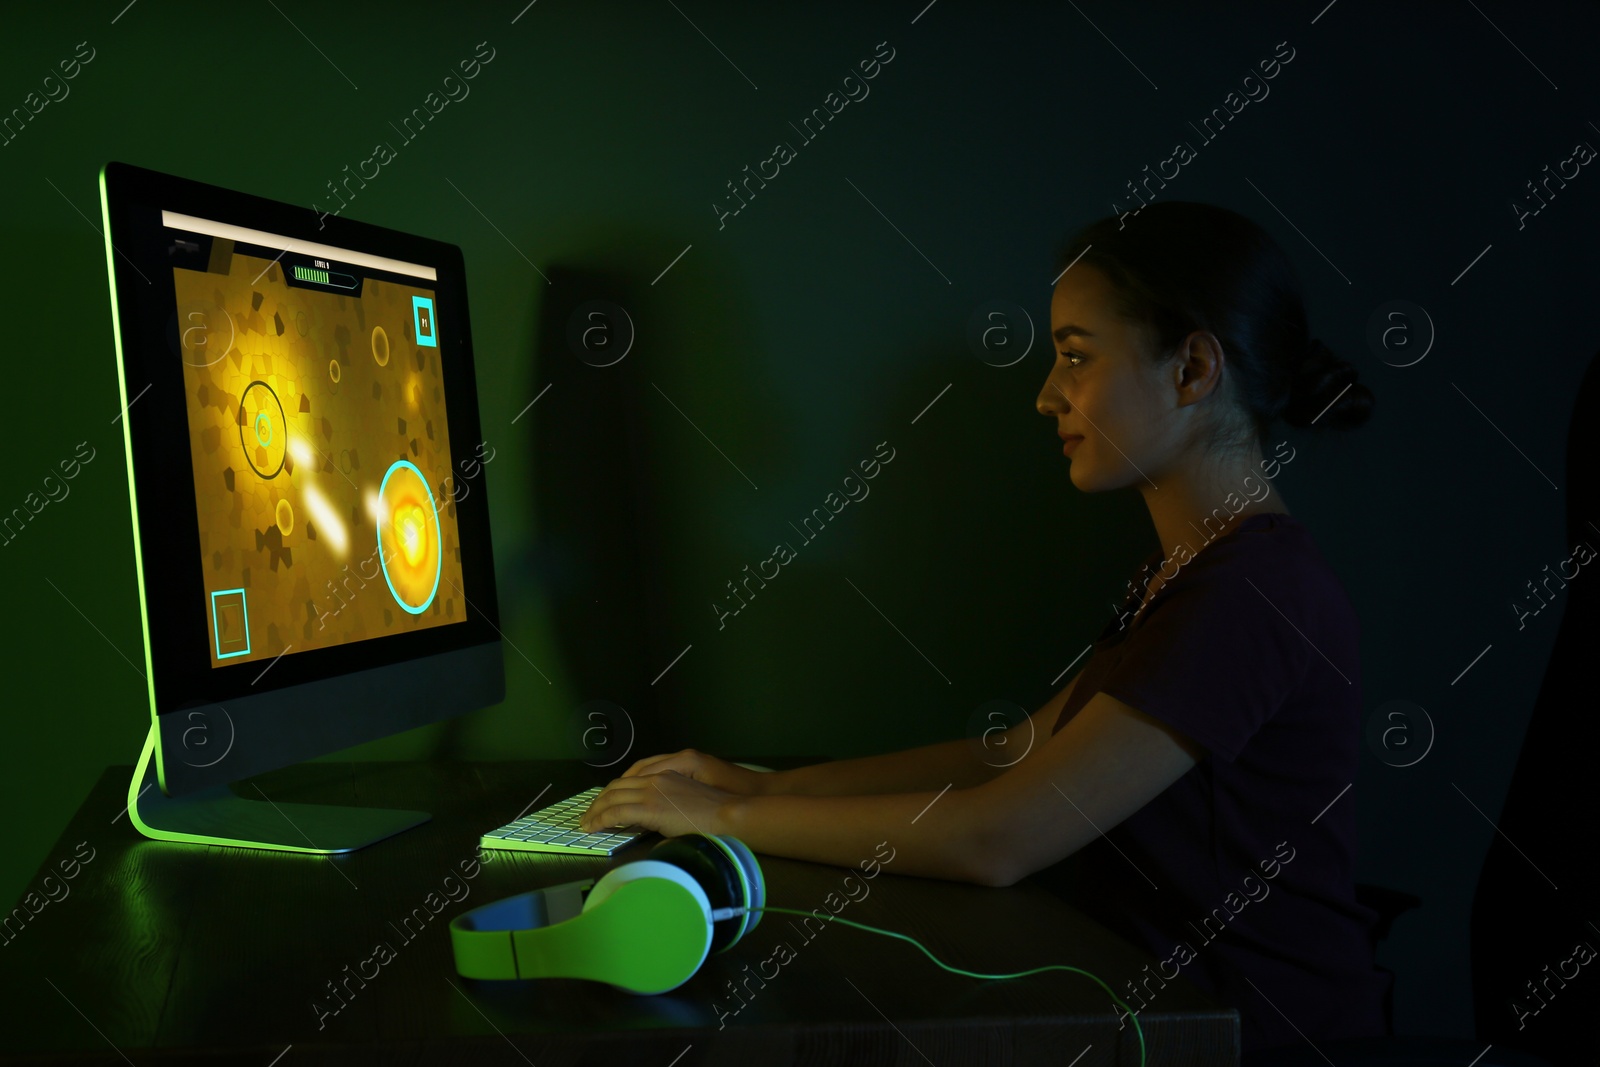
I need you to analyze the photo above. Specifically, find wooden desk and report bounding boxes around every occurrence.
[0,759,1238,1065]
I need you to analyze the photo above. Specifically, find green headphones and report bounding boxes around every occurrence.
[449,833,766,995]
[450,832,1149,1067]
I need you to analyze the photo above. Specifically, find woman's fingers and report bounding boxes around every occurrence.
[617,754,675,781]
[581,782,640,831]
[620,749,699,780]
[620,754,667,779]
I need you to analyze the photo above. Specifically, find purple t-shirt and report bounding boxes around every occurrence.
[1034,512,1391,1054]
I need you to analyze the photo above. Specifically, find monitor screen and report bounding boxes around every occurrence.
[165,212,466,668]
[103,161,503,796]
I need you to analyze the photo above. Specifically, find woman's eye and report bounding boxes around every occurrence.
[1060,350,1085,368]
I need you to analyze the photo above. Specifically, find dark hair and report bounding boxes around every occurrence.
[1055,201,1373,444]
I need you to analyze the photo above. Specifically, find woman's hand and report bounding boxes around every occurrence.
[615,748,776,796]
[577,769,735,837]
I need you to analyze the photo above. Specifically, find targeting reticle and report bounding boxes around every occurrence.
[238,381,287,480]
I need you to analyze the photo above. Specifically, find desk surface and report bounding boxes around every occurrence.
[0,758,1238,1065]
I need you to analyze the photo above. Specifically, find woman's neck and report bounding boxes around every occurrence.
[1137,446,1291,566]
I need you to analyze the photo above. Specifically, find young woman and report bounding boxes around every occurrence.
[580,201,1391,1054]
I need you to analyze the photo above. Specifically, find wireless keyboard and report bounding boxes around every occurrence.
[479,785,647,856]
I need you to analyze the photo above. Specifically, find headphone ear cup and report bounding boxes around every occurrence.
[646,835,746,953]
[706,835,765,942]
[580,859,713,994]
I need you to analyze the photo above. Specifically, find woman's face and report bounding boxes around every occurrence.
[1036,265,1190,492]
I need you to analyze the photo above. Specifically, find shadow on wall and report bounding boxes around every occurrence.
[423,251,1140,764]
[535,265,675,762]
[434,264,680,764]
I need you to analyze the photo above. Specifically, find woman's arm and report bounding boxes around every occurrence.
[763,668,1087,796]
[769,736,998,796]
[716,786,992,883]
[716,691,1203,886]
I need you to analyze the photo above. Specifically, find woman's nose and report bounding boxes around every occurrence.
[1037,376,1064,416]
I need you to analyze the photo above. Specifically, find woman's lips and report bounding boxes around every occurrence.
[1060,434,1084,455]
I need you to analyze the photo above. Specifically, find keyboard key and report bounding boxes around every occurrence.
[480,787,648,855]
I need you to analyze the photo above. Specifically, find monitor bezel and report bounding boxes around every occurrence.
[100,161,504,797]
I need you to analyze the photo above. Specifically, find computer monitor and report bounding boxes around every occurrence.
[99,161,504,852]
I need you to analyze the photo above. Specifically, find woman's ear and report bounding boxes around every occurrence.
[1172,331,1227,408]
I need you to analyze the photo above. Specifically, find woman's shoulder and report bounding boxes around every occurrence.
[1177,513,1353,614]
[1189,512,1322,570]
[1105,512,1360,648]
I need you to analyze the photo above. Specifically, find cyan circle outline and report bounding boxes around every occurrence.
[377,459,443,615]
[255,411,272,446]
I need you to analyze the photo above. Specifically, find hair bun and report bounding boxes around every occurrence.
[1282,339,1374,429]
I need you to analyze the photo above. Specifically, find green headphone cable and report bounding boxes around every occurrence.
[746,905,1146,1067]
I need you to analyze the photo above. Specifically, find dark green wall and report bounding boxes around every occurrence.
[2,0,1595,1040]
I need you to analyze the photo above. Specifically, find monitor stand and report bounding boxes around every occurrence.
[125,724,431,853]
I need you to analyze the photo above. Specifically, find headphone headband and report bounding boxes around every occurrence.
[449,837,756,994]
